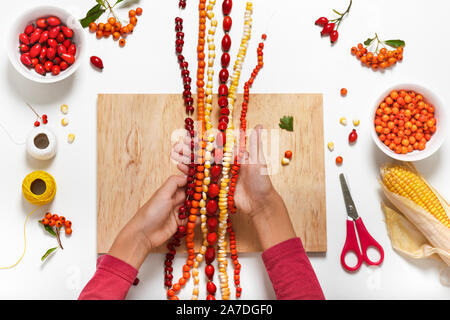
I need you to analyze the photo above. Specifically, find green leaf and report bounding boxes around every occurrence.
[332,9,342,15]
[41,247,58,261]
[96,0,106,6]
[384,39,405,48]
[79,4,106,28]
[364,38,374,46]
[38,221,57,236]
[279,116,294,132]
[114,0,125,7]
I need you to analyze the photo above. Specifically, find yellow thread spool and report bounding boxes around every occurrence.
[0,171,56,269]
[22,171,57,205]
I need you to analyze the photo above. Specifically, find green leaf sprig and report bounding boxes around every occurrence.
[364,33,405,54]
[41,247,58,262]
[80,0,125,28]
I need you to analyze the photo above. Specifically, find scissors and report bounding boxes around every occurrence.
[339,173,384,272]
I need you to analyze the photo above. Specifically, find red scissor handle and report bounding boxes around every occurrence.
[340,219,363,272]
[354,218,384,266]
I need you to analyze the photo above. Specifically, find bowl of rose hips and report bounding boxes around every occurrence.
[371,84,447,161]
[8,5,85,83]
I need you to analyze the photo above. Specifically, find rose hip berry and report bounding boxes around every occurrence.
[18,15,77,76]
[315,0,352,43]
[90,56,104,69]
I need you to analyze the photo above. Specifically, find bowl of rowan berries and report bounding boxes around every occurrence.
[371,84,447,161]
[8,5,86,83]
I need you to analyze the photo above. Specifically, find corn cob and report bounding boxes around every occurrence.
[381,164,449,227]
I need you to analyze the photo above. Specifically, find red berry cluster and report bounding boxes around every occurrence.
[314,0,352,43]
[315,17,339,43]
[164,11,195,290]
[19,16,76,76]
[179,0,186,9]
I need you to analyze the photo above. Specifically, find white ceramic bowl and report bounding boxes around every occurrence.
[7,5,85,83]
[371,84,447,162]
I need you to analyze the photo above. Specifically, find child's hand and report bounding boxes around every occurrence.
[108,175,187,269]
[172,125,278,219]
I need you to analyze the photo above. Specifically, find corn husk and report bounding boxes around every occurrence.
[381,203,450,262]
[380,163,450,266]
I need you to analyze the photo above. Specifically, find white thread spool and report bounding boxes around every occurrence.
[26,127,57,160]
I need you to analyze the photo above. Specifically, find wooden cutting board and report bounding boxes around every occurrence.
[97,94,326,253]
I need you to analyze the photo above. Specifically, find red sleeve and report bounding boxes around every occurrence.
[262,237,325,300]
[78,254,138,300]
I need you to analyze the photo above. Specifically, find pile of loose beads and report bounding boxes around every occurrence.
[164,2,194,293]
[217,1,253,300]
[167,0,208,300]
[191,0,218,301]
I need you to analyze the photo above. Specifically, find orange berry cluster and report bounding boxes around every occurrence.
[88,8,142,47]
[42,212,72,235]
[351,44,403,71]
[375,90,437,155]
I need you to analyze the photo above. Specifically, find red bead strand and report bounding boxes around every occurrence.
[164,3,196,297]
[226,34,266,298]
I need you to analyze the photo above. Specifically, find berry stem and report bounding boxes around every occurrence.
[330,0,352,29]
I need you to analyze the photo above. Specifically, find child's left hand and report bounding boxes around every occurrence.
[108,175,187,269]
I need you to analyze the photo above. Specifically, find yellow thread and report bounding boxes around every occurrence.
[22,171,57,206]
[0,171,56,269]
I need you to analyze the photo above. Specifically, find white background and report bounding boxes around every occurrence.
[0,0,449,299]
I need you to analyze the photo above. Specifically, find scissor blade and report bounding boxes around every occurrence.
[339,173,359,221]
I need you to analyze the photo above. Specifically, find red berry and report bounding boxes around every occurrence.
[35,64,45,75]
[31,58,39,67]
[206,200,218,214]
[19,33,30,45]
[48,26,60,39]
[223,16,232,32]
[221,34,231,52]
[61,26,73,38]
[60,53,75,65]
[19,44,29,53]
[349,129,358,143]
[44,61,53,72]
[52,65,61,76]
[47,38,57,48]
[206,294,215,300]
[29,43,41,58]
[315,17,329,26]
[321,23,335,36]
[68,44,77,55]
[219,68,229,82]
[90,56,104,69]
[47,16,61,27]
[39,31,49,44]
[208,183,219,198]
[24,24,34,35]
[56,32,65,43]
[222,0,232,15]
[330,30,339,43]
[221,52,230,67]
[210,165,221,179]
[207,232,217,245]
[29,30,41,44]
[205,265,215,279]
[207,216,218,231]
[36,18,47,29]
[47,47,56,60]
[59,61,69,70]
[207,281,217,294]
[205,247,215,264]
[34,121,40,127]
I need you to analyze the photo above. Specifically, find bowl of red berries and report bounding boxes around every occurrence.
[371,84,447,161]
[8,5,85,83]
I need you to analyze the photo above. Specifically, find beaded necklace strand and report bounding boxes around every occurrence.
[164,0,195,294]
[191,0,218,300]
[217,1,253,300]
[167,0,208,300]
[227,34,266,298]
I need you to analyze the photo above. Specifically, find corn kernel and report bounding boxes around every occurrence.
[327,142,335,151]
[67,133,75,144]
[340,117,347,126]
[60,104,68,114]
[353,119,360,126]
[281,157,290,166]
[61,118,69,126]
